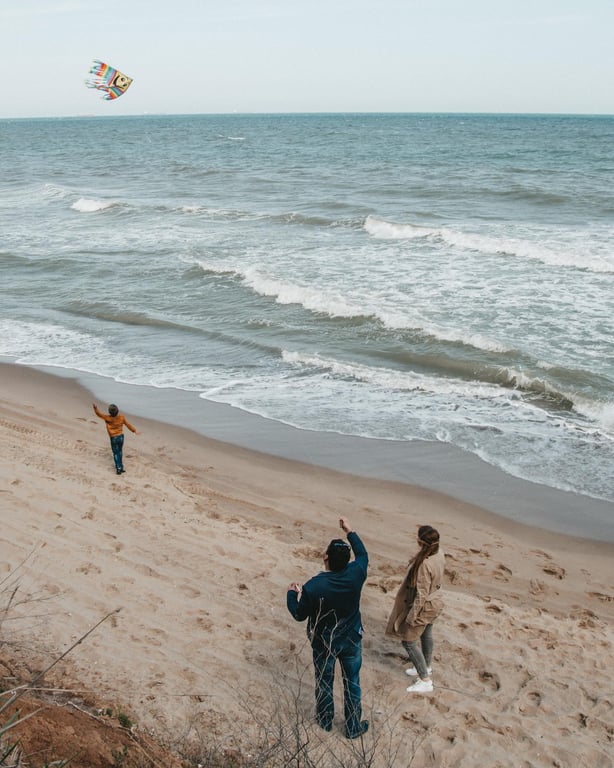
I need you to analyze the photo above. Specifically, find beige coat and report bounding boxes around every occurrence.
[385,549,445,642]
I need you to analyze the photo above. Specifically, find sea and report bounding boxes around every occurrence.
[1,112,613,511]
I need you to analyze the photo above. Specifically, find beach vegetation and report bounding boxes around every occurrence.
[1,564,424,767]
[116,709,134,731]
[162,645,424,768]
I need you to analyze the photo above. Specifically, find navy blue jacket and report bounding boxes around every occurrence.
[287,532,368,647]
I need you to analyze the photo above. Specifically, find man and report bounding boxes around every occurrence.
[93,402,139,475]
[287,517,369,739]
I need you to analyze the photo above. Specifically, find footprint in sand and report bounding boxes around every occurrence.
[293,546,321,560]
[76,562,102,576]
[370,576,401,594]
[469,547,491,558]
[145,628,168,647]
[195,615,213,632]
[444,567,468,586]
[531,549,566,579]
[181,584,201,598]
[493,563,512,581]
[133,563,162,579]
[529,578,551,598]
[479,670,501,691]
[586,591,612,603]
[542,563,565,579]
[518,690,543,715]
[530,549,552,559]
[378,562,403,576]
[485,603,504,613]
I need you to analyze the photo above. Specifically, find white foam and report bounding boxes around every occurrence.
[242,268,365,318]
[364,216,436,239]
[0,319,100,361]
[71,198,118,213]
[573,399,614,434]
[190,257,511,354]
[281,349,511,402]
[364,215,614,273]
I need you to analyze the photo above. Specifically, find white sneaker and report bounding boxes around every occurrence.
[406,666,432,677]
[406,678,433,693]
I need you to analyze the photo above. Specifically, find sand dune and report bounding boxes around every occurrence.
[1,364,612,767]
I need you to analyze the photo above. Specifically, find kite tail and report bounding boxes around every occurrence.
[85,59,118,91]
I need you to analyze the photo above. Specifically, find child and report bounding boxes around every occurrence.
[93,402,140,474]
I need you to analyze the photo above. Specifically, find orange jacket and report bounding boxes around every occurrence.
[93,405,137,437]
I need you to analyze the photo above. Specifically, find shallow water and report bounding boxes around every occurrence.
[1,113,613,502]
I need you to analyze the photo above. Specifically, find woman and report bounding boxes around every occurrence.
[385,525,445,693]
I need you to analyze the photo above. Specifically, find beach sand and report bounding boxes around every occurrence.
[1,363,613,767]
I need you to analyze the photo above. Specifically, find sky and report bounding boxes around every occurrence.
[1,0,613,118]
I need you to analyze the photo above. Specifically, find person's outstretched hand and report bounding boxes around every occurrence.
[339,517,352,534]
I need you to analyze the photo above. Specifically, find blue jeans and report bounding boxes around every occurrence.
[312,630,363,738]
[110,434,124,472]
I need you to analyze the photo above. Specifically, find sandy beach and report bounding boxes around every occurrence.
[1,363,613,767]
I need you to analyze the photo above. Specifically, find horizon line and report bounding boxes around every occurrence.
[3,109,614,120]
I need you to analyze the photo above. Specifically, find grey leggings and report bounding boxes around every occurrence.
[402,623,433,679]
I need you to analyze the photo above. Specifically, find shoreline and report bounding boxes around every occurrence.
[2,359,613,765]
[3,360,612,542]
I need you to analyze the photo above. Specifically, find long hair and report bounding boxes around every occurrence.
[407,525,440,587]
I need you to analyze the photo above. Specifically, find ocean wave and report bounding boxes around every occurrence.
[243,268,369,319]
[281,348,614,434]
[187,258,519,355]
[41,183,72,200]
[62,303,198,332]
[179,204,247,217]
[189,259,373,319]
[572,399,614,434]
[364,216,614,273]
[5,183,74,206]
[60,302,283,358]
[493,187,569,205]
[281,349,519,402]
[179,204,343,229]
[0,319,103,362]
[495,368,575,410]
[270,211,344,228]
[364,216,436,240]
[71,197,121,213]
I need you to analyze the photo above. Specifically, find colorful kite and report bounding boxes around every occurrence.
[85,60,133,100]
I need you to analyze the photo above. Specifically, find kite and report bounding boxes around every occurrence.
[85,60,133,100]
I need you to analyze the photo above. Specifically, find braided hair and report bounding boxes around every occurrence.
[407,525,440,587]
